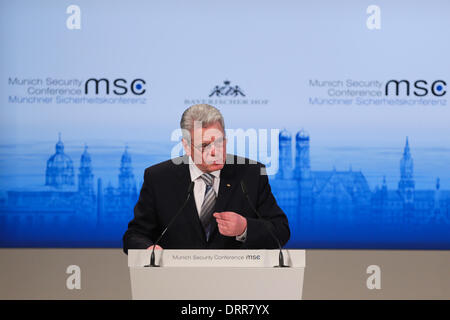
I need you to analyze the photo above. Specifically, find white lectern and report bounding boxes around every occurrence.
[128,249,305,300]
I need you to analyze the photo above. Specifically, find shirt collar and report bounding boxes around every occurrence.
[188,156,221,182]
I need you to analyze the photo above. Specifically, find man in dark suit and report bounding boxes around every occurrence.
[123,104,290,253]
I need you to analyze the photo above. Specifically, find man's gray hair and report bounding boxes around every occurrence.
[180,104,225,142]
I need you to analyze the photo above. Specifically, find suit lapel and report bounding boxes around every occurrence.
[214,155,237,213]
[209,154,238,239]
[174,156,206,241]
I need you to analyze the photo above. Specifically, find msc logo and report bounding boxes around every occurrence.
[385,80,446,97]
[84,78,146,95]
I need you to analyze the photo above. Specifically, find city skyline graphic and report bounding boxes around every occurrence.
[0,131,449,249]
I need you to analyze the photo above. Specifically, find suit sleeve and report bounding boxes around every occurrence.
[122,168,159,254]
[243,165,291,249]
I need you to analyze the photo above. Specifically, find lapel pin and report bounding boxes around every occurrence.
[226,183,231,187]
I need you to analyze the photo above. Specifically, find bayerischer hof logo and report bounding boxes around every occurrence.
[184,79,268,106]
[209,80,245,97]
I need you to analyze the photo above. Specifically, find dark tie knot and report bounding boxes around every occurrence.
[200,173,214,186]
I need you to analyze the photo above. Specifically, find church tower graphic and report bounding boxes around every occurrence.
[294,130,313,222]
[276,129,293,180]
[118,145,136,195]
[45,133,75,188]
[398,137,415,205]
[78,145,94,195]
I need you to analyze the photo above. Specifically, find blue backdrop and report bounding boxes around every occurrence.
[1,0,449,248]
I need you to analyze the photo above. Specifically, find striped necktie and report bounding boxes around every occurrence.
[199,173,216,241]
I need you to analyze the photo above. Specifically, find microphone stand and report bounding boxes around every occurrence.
[145,181,194,267]
[240,180,289,268]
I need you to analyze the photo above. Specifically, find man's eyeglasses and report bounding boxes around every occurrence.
[192,137,225,153]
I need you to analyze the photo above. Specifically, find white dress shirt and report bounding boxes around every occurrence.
[187,156,247,242]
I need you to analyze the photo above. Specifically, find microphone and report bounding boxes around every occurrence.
[240,180,289,268]
[145,181,195,267]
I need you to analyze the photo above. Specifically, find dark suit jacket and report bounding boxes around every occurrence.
[122,154,290,253]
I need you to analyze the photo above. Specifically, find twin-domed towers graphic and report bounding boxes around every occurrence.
[270,129,450,231]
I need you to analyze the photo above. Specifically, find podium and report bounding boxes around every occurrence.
[128,249,305,300]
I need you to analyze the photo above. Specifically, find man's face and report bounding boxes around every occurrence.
[182,121,227,172]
